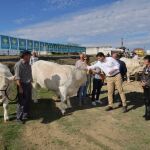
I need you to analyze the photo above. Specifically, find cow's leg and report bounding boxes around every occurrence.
[32,83,38,103]
[135,72,139,81]
[3,99,9,122]
[59,87,68,115]
[66,96,72,109]
[127,73,130,82]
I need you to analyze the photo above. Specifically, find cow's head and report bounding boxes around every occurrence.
[0,75,15,103]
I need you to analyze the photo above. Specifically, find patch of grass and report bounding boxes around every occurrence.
[1,81,150,150]
[82,133,112,150]
[0,88,56,150]
[58,113,112,150]
[58,117,81,134]
[0,102,24,150]
[51,138,71,148]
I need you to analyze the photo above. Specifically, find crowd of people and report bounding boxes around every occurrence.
[13,50,150,123]
[75,52,150,120]
[75,52,127,112]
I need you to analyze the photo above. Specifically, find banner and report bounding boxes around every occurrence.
[34,41,39,51]
[0,35,86,53]
[0,50,19,55]
[61,45,65,53]
[10,37,18,50]
[27,40,33,51]
[19,39,26,50]
[48,44,52,52]
[63,45,68,53]
[45,43,49,51]
[82,47,86,52]
[58,44,62,52]
[1,35,10,49]
[40,42,44,51]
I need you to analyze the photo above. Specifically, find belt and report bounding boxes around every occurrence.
[107,72,120,78]
[21,82,31,85]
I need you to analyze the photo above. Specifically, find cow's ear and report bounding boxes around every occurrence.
[7,76,15,81]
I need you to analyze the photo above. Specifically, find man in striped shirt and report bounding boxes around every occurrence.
[14,51,32,123]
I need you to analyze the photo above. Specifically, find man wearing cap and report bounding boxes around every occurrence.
[14,51,32,123]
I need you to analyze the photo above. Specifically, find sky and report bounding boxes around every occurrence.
[0,0,150,49]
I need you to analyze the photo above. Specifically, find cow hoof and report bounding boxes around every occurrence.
[4,119,9,123]
[67,105,72,109]
[61,110,66,115]
[34,99,38,103]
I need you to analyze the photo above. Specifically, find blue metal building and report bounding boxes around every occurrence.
[0,35,86,55]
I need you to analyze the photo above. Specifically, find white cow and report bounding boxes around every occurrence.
[0,63,15,122]
[32,60,87,114]
[120,57,144,82]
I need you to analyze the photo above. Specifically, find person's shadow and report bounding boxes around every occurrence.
[113,91,144,111]
[30,98,62,124]
[126,92,144,111]
[30,74,62,124]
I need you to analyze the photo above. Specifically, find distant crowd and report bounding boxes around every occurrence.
[75,52,150,120]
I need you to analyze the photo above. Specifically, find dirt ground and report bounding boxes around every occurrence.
[0,57,148,150]
[19,81,150,150]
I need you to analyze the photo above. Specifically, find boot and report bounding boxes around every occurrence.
[122,106,127,113]
[105,106,113,111]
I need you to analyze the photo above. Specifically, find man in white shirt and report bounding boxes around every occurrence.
[88,52,127,113]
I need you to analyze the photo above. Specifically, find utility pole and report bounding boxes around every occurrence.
[121,38,124,47]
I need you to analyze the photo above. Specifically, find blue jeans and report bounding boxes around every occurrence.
[78,83,86,103]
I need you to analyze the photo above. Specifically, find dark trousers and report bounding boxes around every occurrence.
[16,83,32,120]
[92,78,103,102]
[144,87,150,118]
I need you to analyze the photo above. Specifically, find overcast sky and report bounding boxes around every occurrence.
[0,0,150,49]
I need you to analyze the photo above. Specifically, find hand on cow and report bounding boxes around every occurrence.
[141,81,146,87]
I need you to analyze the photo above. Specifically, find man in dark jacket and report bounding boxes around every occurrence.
[112,52,127,80]
[141,55,150,120]
[112,52,127,107]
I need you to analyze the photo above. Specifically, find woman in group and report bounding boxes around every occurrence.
[91,67,104,106]
[84,55,91,97]
[30,51,39,65]
[141,55,150,120]
[75,53,88,106]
